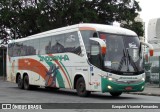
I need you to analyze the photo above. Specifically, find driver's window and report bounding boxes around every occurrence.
[89,41,101,68]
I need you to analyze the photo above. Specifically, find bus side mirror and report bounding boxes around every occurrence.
[89,38,106,56]
[149,49,154,56]
[91,45,100,55]
[140,41,154,56]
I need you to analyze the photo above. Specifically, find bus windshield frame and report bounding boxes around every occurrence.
[98,32,144,75]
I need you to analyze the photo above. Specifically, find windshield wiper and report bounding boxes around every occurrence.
[126,49,138,72]
[139,42,142,59]
[118,49,127,71]
[118,48,138,72]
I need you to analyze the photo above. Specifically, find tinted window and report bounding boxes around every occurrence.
[8,32,81,56]
[8,43,14,57]
[98,32,143,74]
[29,39,39,55]
[39,37,52,55]
[12,42,21,57]
[80,31,97,53]
[51,34,65,53]
[64,32,81,55]
[22,40,30,56]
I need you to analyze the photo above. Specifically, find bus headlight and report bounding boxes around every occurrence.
[141,78,145,81]
[107,85,112,90]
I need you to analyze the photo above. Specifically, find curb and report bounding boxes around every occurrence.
[126,92,160,96]
[0,77,6,81]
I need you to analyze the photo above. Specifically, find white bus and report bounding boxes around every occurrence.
[7,23,153,97]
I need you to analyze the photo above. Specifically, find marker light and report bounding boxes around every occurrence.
[142,78,145,81]
[101,46,106,55]
[107,85,112,90]
[108,78,112,81]
[150,49,154,56]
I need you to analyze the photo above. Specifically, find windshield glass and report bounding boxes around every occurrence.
[99,32,144,75]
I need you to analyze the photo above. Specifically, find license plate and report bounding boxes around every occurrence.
[125,86,132,90]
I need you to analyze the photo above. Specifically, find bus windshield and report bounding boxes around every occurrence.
[99,32,144,75]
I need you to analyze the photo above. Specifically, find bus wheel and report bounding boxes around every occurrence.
[76,77,90,97]
[110,92,122,97]
[17,75,24,89]
[23,75,30,90]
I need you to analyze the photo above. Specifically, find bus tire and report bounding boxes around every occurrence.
[76,77,90,97]
[17,75,24,89]
[23,75,30,90]
[110,92,122,97]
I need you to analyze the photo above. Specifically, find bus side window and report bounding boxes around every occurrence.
[17,42,23,56]
[51,34,65,53]
[22,40,30,56]
[8,44,13,57]
[64,32,81,55]
[28,39,38,55]
[12,43,19,57]
[39,37,52,55]
[45,41,52,54]
[80,31,98,56]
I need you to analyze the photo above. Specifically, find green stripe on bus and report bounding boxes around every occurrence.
[47,62,65,88]
[56,70,65,88]
[101,77,145,92]
[38,55,65,88]
[59,61,72,87]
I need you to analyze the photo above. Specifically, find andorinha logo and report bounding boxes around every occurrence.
[119,77,138,80]
[39,55,69,62]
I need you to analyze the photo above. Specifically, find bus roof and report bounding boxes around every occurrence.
[78,23,137,36]
[9,23,137,43]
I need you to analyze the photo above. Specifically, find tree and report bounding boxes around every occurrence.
[0,0,144,44]
[0,0,38,42]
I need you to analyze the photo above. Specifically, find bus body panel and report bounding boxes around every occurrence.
[6,23,145,94]
[7,52,92,89]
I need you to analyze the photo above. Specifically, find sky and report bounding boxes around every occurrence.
[135,0,160,38]
[137,0,160,22]
[115,0,160,29]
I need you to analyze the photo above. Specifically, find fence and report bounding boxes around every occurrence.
[145,56,160,87]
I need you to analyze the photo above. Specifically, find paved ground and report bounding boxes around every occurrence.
[1,77,160,97]
[0,77,160,112]
[0,80,160,103]
[129,83,160,96]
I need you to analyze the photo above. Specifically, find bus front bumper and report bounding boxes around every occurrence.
[101,77,145,93]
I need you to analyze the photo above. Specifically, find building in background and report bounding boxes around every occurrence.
[146,18,160,84]
[148,18,160,56]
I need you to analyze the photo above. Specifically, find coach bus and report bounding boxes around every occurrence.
[7,23,153,97]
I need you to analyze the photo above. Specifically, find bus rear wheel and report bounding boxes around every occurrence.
[23,75,30,90]
[17,75,24,89]
[110,92,122,97]
[76,77,90,97]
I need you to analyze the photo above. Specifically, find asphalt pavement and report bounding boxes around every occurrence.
[1,77,160,112]
[128,83,160,96]
[0,76,160,97]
